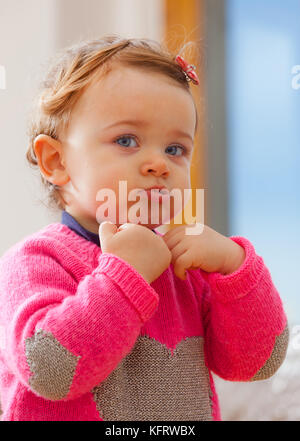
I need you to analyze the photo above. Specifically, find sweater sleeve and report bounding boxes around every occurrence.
[0,239,159,401]
[194,236,289,381]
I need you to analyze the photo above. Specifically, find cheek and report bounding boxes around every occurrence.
[173,166,191,190]
[90,166,126,205]
[170,169,191,217]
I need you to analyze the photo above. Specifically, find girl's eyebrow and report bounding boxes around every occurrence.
[103,119,194,141]
[104,119,148,129]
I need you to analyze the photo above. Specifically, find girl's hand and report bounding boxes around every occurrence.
[162,224,246,280]
[99,222,171,284]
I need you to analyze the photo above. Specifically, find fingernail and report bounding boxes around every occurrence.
[119,223,129,229]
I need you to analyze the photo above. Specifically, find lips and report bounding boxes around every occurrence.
[143,186,169,195]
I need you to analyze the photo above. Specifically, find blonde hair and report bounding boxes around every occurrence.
[26,34,199,213]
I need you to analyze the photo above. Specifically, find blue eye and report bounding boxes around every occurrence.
[165,145,185,156]
[115,135,137,148]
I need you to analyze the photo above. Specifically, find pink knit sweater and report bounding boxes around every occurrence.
[0,222,288,421]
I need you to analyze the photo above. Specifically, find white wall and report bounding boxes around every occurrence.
[0,0,165,256]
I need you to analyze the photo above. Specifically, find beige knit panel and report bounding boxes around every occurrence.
[92,335,213,421]
[25,329,81,400]
[251,323,289,381]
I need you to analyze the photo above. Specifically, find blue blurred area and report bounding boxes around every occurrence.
[226,0,300,323]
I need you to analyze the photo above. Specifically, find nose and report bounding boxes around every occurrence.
[140,153,170,177]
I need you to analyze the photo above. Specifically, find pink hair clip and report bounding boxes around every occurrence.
[175,55,199,85]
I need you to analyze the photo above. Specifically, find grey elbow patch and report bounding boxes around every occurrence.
[250,324,289,381]
[25,329,81,400]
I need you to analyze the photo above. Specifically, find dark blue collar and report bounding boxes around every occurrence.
[61,211,101,247]
[61,210,157,247]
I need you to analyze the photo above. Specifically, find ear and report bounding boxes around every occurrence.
[33,134,70,186]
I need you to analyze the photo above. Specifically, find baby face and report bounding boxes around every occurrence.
[59,65,197,233]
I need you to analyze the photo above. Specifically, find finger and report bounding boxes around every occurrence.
[162,226,183,241]
[163,233,183,250]
[173,252,190,280]
[170,243,188,265]
[163,231,183,249]
[98,221,118,247]
[117,223,135,232]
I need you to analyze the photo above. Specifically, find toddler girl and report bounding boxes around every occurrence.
[0,35,288,421]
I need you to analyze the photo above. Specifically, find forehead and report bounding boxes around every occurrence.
[68,66,196,133]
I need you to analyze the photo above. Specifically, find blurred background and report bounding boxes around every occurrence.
[0,0,299,420]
